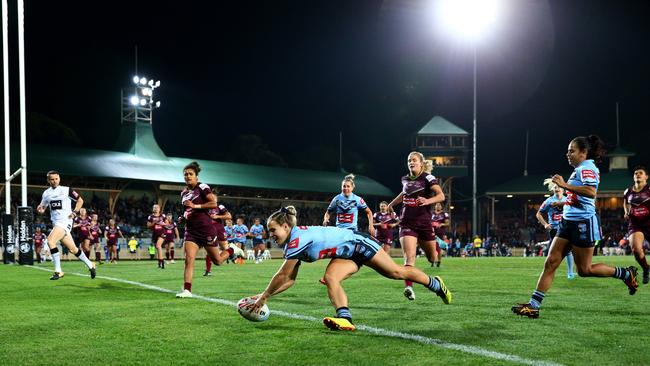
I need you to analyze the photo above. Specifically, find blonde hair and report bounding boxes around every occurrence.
[408,151,433,174]
[342,174,356,188]
[267,206,298,228]
[543,178,557,192]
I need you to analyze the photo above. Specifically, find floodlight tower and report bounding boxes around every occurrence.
[436,0,500,238]
[121,76,161,124]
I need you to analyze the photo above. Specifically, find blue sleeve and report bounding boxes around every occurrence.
[328,197,338,212]
[577,165,599,187]
[539,198,551,213]
[357,196,368,210]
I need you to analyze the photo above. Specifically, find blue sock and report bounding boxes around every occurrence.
[529,290,545,309]
[427,276,441,292]
[336,307,352,321]
[566,252,575,276]
[614,267,630,280]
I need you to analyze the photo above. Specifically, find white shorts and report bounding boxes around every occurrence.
[52,219,73,235]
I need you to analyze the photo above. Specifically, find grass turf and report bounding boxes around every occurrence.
[0,256,647,366]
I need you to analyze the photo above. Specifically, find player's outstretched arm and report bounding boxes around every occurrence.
[252,259,300,310]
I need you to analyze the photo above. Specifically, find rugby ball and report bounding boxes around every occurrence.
[237,296,270,322]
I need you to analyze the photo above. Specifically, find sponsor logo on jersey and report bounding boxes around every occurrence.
[581,169,597,180]
[287,237,299,249]
[50,200,62,210]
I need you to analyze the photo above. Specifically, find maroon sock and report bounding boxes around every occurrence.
[184,282,192,292]
[404,265,413,287]
[165,252,170,260]
[95,252,101,261]
[171,249,175,260]
[206,256,212,272]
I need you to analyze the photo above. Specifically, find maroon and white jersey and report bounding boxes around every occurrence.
[625,184,650,228]
[208,204,229,227]
[181,183,215,231]
[162,222,178,242]
[400,173,439,228]
[105,225,122,244]
[374,211,398,240]
[34,232,45,247]
[147,214,166,238]
[75,216,92,233]
[89,223,102,243]
[431,211,450,236]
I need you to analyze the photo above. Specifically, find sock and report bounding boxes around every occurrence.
[404,265,413,287]
[227,248,234,256]
[336,307,352,321]
[184,282,192,292]
[566,252,575,275]
[206,256,212,272]
[634,253,650,271]
[95,251,101,261]
[426,276,441,292]
[170,248,175,260]
[75,249,94,269]
[166,252,170,260]
[614,267,630,280]
[529,290,545,309]
[51,247,62,273]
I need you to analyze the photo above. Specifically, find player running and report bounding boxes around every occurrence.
[147,204,166,269]
[73,208,92,258]
[623,166,650,284]
[513,135,638,318]
[205,203,232,276]
[104,218,125,263]
[431,202,450,267]
[162,214,180,264]
[373,201,399,253]
[323,174,375,237]
[250,218,267,263]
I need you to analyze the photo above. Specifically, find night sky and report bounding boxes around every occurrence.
[4,0,650,197]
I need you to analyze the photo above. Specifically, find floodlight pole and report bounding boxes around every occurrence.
[18,0,27,206]
[3,0,11,214]
[472,45,477,238]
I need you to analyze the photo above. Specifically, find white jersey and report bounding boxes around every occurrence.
[40,185,80,228]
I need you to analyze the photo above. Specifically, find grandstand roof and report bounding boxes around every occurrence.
[417,116,469,136]
[485,169,632,196]
[2,123,394,197]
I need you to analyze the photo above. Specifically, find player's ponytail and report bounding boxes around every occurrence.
[343,174,356,188]
[184,161,202,175]
[408,151,433,174]
[543,178,556,192]
[572,135,606,164]
[268,206,298,228]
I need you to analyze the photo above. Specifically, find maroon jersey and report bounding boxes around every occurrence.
[625,184,650,231]
[400,173,439,228]
[208,204,228,232]
[89,223,102,244]
[148,214,166,239]
[181,183,217,241]
[74,215,92,239]
[431,211,450,236]
[374,211,398,240]
[162,222,178,243]
[105,225,122,245]
[34,232,45,247]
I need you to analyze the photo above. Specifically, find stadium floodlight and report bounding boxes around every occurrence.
[133,76,140,84]
[437,0,501,238]
[139,77,147,86]
[148,79,154,87]
[130,95,140,106]
[139,98,146,106]
[141,88,152,97]
[506,194,514,198]
[155,80,161,88]
[155,101,161,108]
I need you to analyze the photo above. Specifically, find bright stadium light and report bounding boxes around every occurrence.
[148,79,154,87]
[437,0,501,238]
[155,101,161,108]
[155,80,160,88]
[133,76,140,84]
[139,77,147,85]
[139,98,146,106]
[130,95,139,106]
[141,88,152,97]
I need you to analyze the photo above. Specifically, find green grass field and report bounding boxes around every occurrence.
[1,256,647,366]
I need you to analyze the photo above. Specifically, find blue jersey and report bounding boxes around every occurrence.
[232,224,249,243]
[327,193,368,230]
[225,226,235,241]
[563,159,599,221]
[283,226,380,263]
[250,224,265,240]
[539,195,566,229]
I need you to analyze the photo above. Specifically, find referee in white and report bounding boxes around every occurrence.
[36,171,96,280]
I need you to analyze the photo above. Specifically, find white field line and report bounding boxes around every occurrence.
[27,266,563,366]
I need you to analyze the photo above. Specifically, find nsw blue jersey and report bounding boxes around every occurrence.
[283,226,379,263]
[225,226,234,241]
[233,224,249,243]
[250,224,264,239]
[563,159,599,221]
[539,195,566,229]
[327,193,368,229]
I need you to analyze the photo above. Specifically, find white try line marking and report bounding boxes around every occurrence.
[27,265,562,366]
